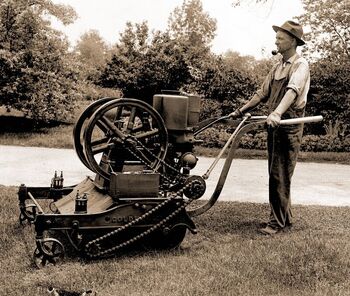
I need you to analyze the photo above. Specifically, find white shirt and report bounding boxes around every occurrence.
[256,53,310,109]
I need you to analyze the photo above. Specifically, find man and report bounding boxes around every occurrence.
[230,20,310,235]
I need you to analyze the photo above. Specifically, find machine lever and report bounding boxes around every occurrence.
[202,114,251,180]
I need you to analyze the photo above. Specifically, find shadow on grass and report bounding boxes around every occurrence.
[193,201,313,239]
[46,227,189,267]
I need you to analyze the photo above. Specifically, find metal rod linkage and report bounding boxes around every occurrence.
[28,192,44,214]
[202,114,251,180]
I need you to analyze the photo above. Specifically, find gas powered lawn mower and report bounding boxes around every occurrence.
[18,91,322,268]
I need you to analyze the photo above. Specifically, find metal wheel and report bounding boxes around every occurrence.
[33,238,64,268]
[19,203,37,225]
[65,229,84,251]
[83,98,168,180]
[73,97,116,171]
[142,225,187,250]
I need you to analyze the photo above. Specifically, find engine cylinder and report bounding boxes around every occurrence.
[153,94,189,131]
[153,93,201,144]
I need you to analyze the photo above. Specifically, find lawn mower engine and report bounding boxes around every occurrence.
[18,92,205,267]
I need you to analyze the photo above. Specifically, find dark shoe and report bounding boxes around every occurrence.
[258,225,280,235]
[259,222,268,228]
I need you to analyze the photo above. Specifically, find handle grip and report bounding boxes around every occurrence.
[280,115,323,125]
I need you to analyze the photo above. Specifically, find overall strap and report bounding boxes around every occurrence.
[267,56,305,119]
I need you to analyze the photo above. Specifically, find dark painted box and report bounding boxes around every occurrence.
[109,172,160,198]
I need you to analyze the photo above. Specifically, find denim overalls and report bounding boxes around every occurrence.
[266,63,305,228]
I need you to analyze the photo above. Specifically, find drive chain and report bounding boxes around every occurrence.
[84,180,196,258]
[84,134,197,258]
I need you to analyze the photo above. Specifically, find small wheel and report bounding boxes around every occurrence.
[19,204,37,225]
[73,97,117,171]
[33,238,64,268]
[19,213,29,226]
[83,98,168,180]
[65,229,84,251]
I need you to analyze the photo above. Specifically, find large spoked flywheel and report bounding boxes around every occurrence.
[81,98,168,180]
[73,97,116,171]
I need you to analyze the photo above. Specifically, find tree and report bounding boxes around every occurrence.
[191,54,256,102]
[305,58,350,136]
[99,1,218,102]
[223,50,275,84]
[231,0,270,7]
[168,0,217,48]
[0,0,80,122]
[167,0,217,71]
[98,22,191,102]
[297,0,349,60]
[98,0,258,111]
[74,29,110,81]
[230,0,350,136]
[296,0,350,135]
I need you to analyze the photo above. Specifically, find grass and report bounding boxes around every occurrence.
[1,185,350,296]
[0,125,74,148]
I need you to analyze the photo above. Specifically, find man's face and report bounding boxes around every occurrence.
[275,30,296,54]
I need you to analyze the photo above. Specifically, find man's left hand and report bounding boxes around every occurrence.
[267,112,281,127]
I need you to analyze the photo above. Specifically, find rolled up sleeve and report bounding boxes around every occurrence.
[287,61,309,96]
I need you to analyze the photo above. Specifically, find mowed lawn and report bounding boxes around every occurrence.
[1,186,350,296]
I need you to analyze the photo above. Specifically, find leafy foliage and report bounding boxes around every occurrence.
[97,0,258,113]
[301,134,350,152]
[229,0,350,138]
[297,0,350,136]
[98,23,191,102]
[167,0,217,70]
[199,98,222,120]
[197,127,350,152]
[0,0,80,122]
[1,0,348,137]
[98,0,220,103]
[231,0,270,8]
[74,30,110,81]
[298,0,349,60]
[191,54,257,103]
[168,0,217,48]
[306,57,350,135]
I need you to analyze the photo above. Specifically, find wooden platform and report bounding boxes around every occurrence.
[54,177,114,214]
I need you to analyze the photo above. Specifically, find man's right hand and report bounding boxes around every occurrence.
[228,109,243,119]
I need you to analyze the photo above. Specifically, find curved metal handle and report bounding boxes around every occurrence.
[188,114,323,217]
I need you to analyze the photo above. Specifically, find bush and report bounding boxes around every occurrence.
[196,129,350,152]
[196,128,267,149]
[239,132,267,150]
[301,135,350,152]
[79,83,122,101]
[196,127,230,148]
[199,99,222,121]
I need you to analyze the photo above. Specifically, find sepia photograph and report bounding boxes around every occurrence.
[0,0,349,295]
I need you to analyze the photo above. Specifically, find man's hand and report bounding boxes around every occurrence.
[228,109,243,119]
[267,112,281,127]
